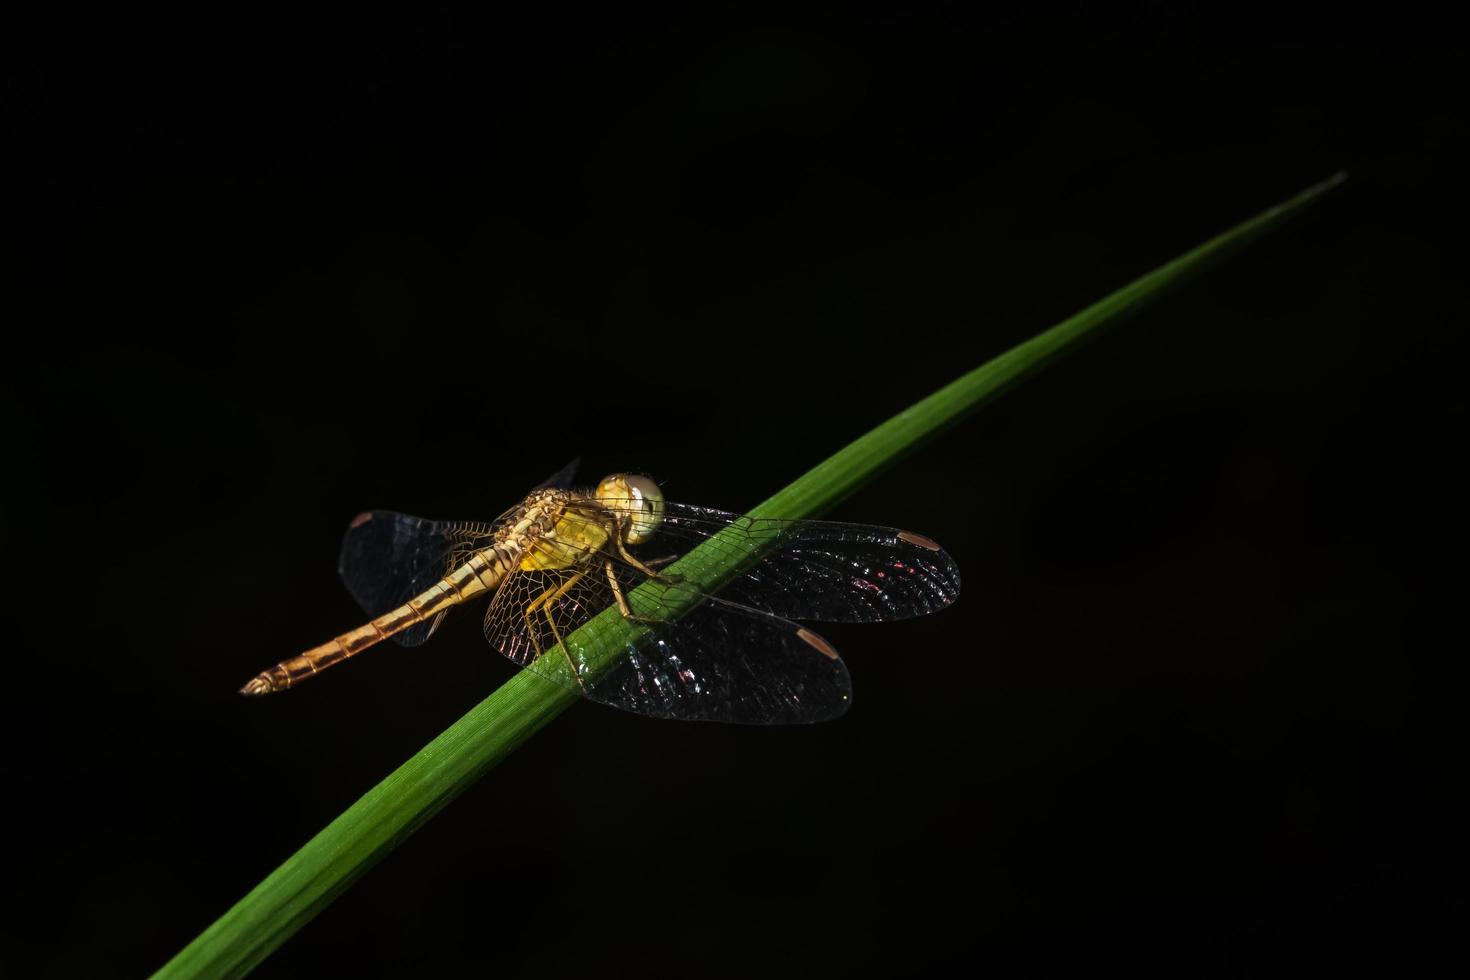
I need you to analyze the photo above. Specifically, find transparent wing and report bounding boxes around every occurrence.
[335,463,581,647]
[533,457,581,492]
[484,539,852,724]
[338,512,500,646]
[620,499,962,623]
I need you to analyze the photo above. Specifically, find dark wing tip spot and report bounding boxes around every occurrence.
[797,627,841,660]
[897,530,943,551]
[349,512,375,528]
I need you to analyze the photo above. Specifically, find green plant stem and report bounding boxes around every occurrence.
[153,172,1344,979]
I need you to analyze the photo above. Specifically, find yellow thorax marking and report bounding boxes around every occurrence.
[518,496,612,572]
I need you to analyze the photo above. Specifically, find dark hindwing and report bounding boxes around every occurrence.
[483,534,852,724]
[337,468,580,647]
[338,511,498,646]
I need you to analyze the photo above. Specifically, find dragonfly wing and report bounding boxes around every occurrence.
[484,548,851,724]
[643,502,961,623]
[587,594,853,724]
[338,510,499,647]
[531,457,581,492]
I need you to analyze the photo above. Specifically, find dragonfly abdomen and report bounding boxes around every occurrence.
[239,544,517,695]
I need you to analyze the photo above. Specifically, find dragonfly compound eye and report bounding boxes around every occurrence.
[595,473,665,544]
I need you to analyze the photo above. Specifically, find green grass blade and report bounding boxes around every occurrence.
[153,172,1345,979]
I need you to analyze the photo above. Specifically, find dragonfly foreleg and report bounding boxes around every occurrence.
[523,574,587,689]
[606,559,667,625]
[612,515,684,583]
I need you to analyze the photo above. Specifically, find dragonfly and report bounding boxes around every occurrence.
[240,461,961,723]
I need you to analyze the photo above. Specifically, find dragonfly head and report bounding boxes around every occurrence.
[595,473,665,544]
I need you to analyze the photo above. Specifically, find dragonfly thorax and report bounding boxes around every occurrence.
[501,479,664,574]
[494,490,569,545]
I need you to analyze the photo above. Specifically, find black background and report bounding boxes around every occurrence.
[3,3,1460,977]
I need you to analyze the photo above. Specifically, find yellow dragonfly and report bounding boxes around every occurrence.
[240,461,960,723]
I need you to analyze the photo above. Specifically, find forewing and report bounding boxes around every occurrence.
[338,511,499,647]
[532,457,580,492]
[484,545,852,724]
[643,501,961,623]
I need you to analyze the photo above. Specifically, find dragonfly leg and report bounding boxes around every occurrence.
[524,574,587,689]
[521,596,544,660]
[606,559,666,625]
[612,516,684,583]
[541,573,587,688]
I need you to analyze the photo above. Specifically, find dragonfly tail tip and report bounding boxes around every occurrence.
[239,676,273,696]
